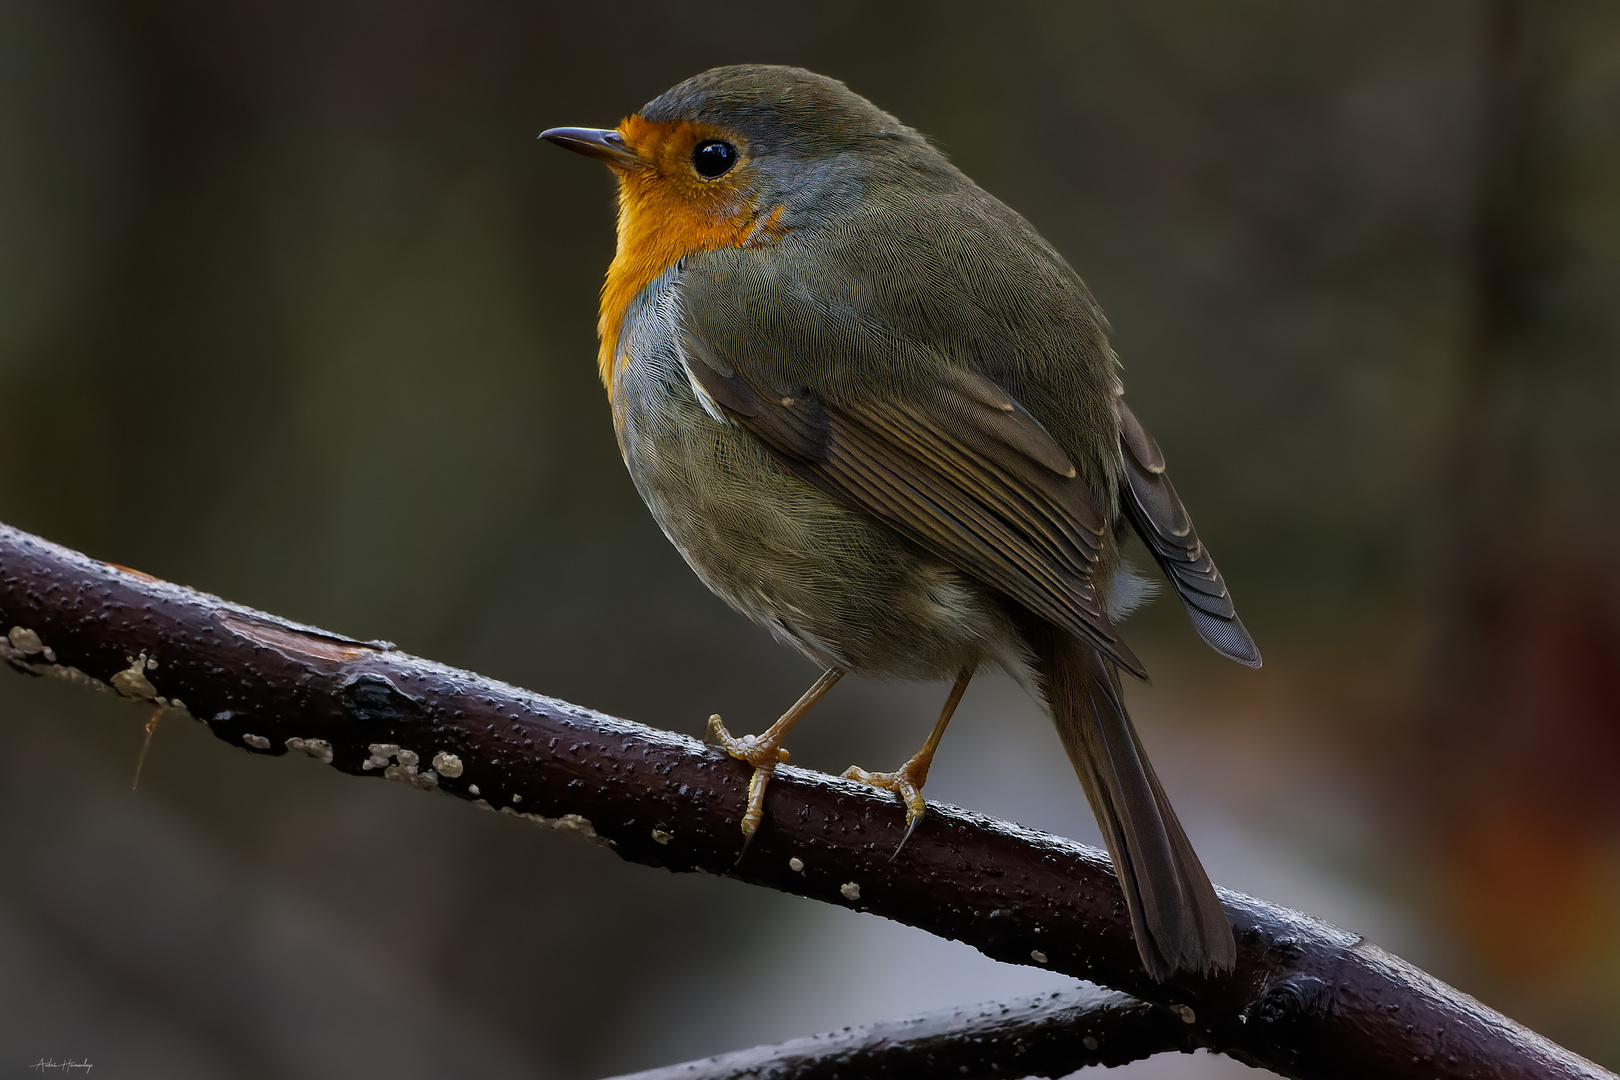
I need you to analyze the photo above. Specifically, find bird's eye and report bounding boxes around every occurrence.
[692,140,738,178]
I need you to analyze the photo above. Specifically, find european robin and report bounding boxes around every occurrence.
[543,65,1260,979]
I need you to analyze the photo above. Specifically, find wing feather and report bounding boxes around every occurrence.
[1116,399,1261,668]
[675,290,1145,676]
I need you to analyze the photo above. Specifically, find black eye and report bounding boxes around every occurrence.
[692,140,738,178]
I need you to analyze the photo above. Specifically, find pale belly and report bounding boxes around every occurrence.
[610,331,1025,683]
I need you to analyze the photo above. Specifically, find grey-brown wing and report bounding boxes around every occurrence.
[1117,399,1261,668]
[673,301,1146,679]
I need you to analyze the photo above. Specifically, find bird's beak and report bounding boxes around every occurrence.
[540,127,640,169]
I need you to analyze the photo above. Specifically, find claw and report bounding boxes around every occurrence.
[843,763,929,859]
[892,812,923,863]
[733,816,761,868]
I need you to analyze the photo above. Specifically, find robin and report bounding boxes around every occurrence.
[542,65,1260,979]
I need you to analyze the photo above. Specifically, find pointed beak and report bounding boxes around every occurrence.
[540,127,639,169]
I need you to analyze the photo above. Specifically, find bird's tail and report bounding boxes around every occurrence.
[1023,617,1236,980]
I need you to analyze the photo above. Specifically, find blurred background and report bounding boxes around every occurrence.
[1,0,1617,1075]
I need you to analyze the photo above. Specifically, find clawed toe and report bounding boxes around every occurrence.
[709,715,783,839]
[707,714,787,769]
[839,665,971,859]
[843,763,929,858]
[704,669,845,853]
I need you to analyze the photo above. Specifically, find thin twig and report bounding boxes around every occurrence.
[606,986,1202,1080]
[131,702,164,790]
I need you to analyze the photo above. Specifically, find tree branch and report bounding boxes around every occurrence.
[0,520,1611,1080]
[607,986,1202,1080]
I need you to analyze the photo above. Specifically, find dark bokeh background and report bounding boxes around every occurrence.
[2,0,1618,1075]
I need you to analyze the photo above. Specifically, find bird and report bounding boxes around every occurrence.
[542,65,1260,979]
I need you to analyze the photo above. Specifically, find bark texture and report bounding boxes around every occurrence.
[607,987,1200,1080]
[0,521,1611,1080]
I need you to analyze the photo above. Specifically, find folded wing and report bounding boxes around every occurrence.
[672,288,1146,679]
[1116,399,1261,668]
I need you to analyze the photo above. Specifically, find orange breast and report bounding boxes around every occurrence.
[596,117,789,406]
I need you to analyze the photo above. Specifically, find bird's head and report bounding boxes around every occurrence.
[543,66,927,389]
[543,64,916,244]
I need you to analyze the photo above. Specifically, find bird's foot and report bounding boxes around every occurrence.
[703,668,844,859]
[842,760,929,858]
[707,714,790,839]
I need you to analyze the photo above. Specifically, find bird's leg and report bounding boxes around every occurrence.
[709,667,844,841]
[843,665,974,858]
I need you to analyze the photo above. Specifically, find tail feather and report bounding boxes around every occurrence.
[1023,617,1236,979]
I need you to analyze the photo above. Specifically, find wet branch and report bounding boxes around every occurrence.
[0,521,1611,1080]
[607,986,1202,1080]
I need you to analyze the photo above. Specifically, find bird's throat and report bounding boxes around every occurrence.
[596,132,789,398]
